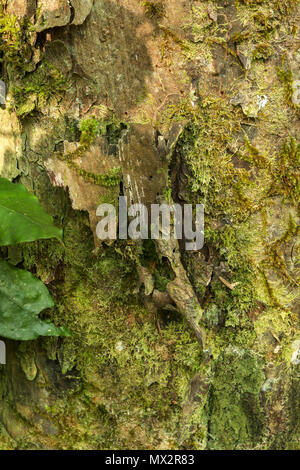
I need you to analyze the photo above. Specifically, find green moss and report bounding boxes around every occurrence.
[285,368,300,449]
[0,12,33,70]
[208,347,265,449]
[73,165,122,187]
[141,1,165,19]
[0,422,15,450]
[239,0,298,15]
[252,42,274,60]
[278,68,296,107]
[235,0,299,49]
[241,136,299,204]
[79,117,102,148]
[10,60,69,117]
[162,88,299,358]
[272,137,300,202]
[0,13,69,117]
[17,198,209,449]
[78,115,129,148]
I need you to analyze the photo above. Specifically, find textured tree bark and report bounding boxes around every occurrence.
[0,0,299,450]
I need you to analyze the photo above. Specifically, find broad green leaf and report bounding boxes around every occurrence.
[0,177,62,246]
[0,260,70,340]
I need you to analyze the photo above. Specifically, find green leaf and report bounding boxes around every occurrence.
[0,260,70,340]
[0,178,62,246]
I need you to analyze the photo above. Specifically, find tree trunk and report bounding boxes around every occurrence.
[0,0,299,450]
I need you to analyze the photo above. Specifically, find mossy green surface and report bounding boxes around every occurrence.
[0,12,69,117]
[13,200,205,449]
[208,347,265,450]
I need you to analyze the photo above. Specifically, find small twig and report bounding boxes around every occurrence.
[270,328,281,344]
[219,276,239,290]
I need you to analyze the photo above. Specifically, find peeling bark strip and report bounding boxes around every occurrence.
[167,278,206,348]
[156,237,206,348]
